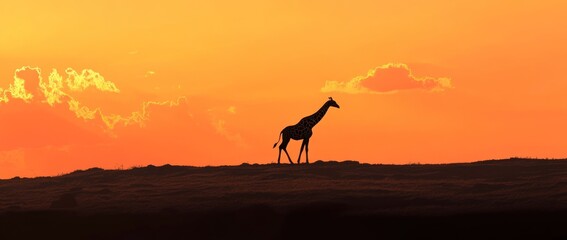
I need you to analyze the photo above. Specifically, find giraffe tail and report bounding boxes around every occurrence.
[273,131,282,148]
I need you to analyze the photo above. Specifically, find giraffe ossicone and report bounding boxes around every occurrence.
[273,97,340,164]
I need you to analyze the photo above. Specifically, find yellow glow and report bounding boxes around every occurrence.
[99,97,187,129]
[228,106,236,114]
[40,69,66,106]
[8,66,37,102]
[1,66,186,130]
[0,88,8,103]
[68,98,98,120]
[64,68,120,93]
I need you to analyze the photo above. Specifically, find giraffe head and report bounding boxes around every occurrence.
[327,97,340,109]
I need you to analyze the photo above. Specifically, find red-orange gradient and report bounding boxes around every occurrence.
[1,0,567,178]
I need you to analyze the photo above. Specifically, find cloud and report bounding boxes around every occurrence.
[208,107,247,148]
[0,87,8,103]
[96,97,188,129]
[144,71,155,78]
[321,63,452,94]
[1,66,37,103]
[227,106,236,114]
[212,119,246,147]
[1,66,186,129]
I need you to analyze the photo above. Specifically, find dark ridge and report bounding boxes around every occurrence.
[312,160,360,165]
[2,158,566,181]
[127,164,192,176]
[1,158,566,239]
[474,157,567,164]
[68,167,105,176]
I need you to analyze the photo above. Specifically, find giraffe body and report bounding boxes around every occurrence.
[273,97,340,164]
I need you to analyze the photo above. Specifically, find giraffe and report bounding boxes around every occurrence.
[273,97,340,164]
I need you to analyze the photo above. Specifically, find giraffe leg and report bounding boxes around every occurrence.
[277,148,282,164]
[283,149,293,164]
[305,138,310,164]
[297,141,306,164]
[279,136,293,164]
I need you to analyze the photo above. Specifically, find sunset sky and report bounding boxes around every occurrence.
[1,0,566,178]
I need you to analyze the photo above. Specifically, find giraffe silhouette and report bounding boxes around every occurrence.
[273,97,340,164]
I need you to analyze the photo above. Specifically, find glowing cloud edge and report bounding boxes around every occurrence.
[1,66,187,130]
[321,63,452,94]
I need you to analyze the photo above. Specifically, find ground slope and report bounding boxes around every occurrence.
[0,158,566,239]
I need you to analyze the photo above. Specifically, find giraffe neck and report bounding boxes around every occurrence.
[305,103,330,128]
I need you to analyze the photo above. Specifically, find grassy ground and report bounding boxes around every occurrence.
[1,158,566,239]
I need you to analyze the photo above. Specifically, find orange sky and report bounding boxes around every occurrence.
[1,0,566,178]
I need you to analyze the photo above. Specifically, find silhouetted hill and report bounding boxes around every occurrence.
[0,158,566,239]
